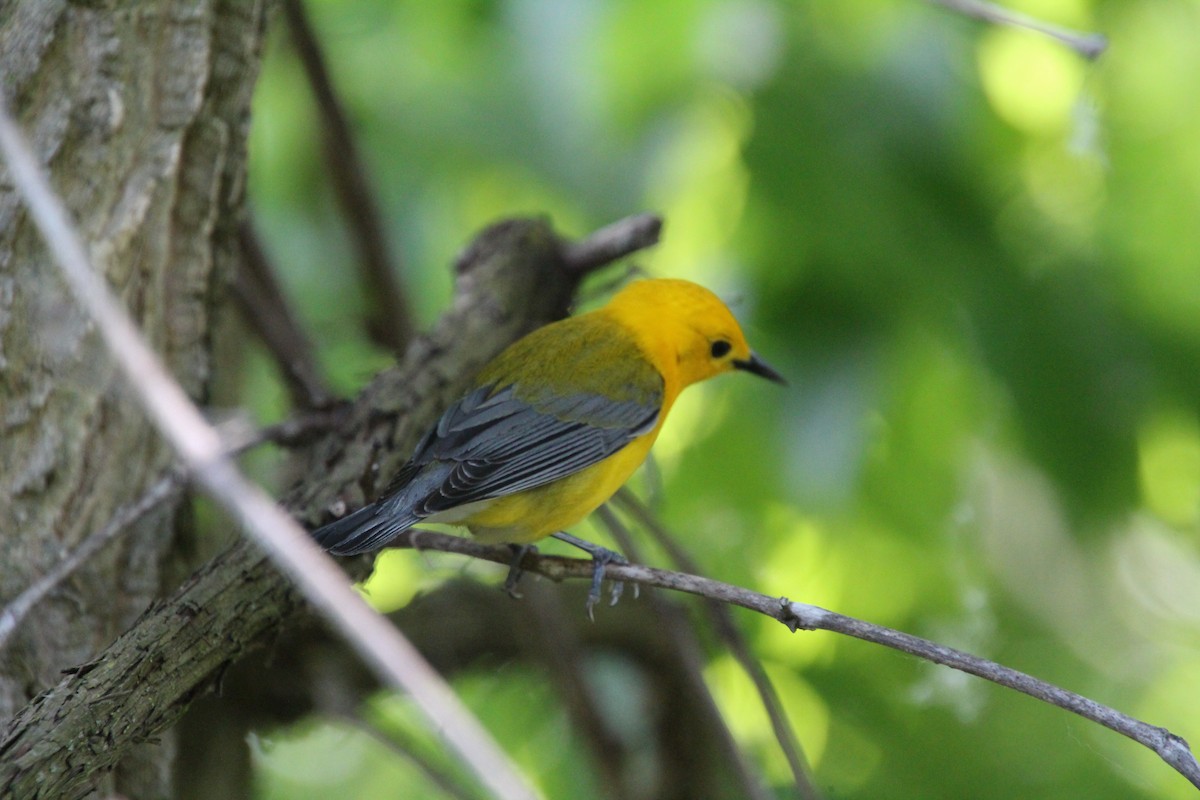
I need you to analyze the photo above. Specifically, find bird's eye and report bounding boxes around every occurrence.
[710,340,732,359]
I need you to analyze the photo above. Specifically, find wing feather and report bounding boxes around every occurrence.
[415,392,658,514]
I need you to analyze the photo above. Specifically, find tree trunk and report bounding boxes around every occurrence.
[0,2,266,796]
[0,5,663,798]
[0,213,585,800]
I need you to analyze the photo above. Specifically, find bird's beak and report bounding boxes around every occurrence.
[733,352,787,385]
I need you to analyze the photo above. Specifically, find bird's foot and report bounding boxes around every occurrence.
[551,531,628,620]
[504,543,537,599]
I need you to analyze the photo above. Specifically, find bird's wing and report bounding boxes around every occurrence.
[405,382,661,515]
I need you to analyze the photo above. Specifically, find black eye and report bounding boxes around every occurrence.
[710,340,732,359]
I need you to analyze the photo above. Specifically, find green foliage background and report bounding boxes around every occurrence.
[243,0,1200,797]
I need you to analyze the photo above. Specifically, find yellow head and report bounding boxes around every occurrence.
[602,278,785,390]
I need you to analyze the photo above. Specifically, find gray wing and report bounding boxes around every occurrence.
[313,383,660,555]
[408,384,660,511]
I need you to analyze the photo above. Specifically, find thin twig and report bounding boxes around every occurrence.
[611,492,822,800]
[594,506,776,800]
[0,97,538,800]
[234,220,337,409]
[281,0,414,352]
[340,713,485,800]
[0,472,185,654]
[562,214,663,275]
[929,0,1108,60]
[216,406,350,456]
[780,602,1200,789]
[377,527,1200,792]
[252,406,350,448]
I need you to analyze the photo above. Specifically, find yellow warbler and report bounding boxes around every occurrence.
[313,278,783,608]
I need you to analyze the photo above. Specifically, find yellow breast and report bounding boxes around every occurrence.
[460,429,659,544]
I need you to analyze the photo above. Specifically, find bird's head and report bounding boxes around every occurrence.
[604,278,785,390]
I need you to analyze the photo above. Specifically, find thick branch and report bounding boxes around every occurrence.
[562,213,663,275]
[4,93,587,800]
[0,215,647,798]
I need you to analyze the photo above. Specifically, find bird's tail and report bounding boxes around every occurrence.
[311,500,420,556]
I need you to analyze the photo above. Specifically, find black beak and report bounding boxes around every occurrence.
[733,352,787,385]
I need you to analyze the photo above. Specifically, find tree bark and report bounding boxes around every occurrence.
[0,1,266,796]
[0,214,585,798]
[0,4,642,798]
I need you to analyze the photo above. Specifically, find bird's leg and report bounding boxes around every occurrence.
[551,531,628,619]
[504,543,537,599]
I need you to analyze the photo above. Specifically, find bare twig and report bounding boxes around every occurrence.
[779,602,1200,789]
[340,713,485,800]
[562,213,663,275]
[0,472,184,654]
[234,220,337,409]
[929,0,1108,60]
[594,506,776,800]
[216,406,350,456]
[252,406,349,448]
[0,99,538,800]
[611,492,822,800]
[281,0,414,352]
[373,527,1200,792]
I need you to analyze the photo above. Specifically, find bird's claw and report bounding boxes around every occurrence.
[584,546,628,621]
[609,577,625,607]
[549,531,629,619]
[504,543,536,599]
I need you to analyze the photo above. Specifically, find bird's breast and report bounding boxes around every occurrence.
[462,430,659,544]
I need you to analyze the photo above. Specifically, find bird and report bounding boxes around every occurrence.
[312,278,784,613]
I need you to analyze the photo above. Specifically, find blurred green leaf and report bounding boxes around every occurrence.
[245,1,1200,797]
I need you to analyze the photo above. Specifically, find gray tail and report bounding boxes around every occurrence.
[311,501,420,556]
